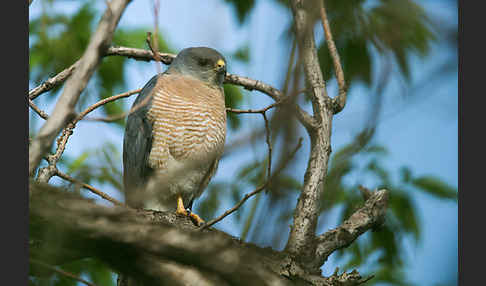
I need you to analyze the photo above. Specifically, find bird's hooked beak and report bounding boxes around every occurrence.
[216,59,226,76]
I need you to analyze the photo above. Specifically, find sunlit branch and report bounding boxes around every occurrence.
[29,99,49,120]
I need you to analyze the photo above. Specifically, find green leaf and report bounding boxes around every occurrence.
[233,45,250,62]
[412,176,457,200]
[66,152,90,174]
[400,166,412,183]
[363,145,388,156]
[223,0,256,24]
[366,160,390,186]
[85,259,116,286]
[389,189,420,242]
[318,35,373,87]
[236,161,260,180]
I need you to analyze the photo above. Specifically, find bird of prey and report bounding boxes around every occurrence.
[123,47,227,226]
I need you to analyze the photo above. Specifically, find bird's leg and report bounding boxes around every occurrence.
[176,196,188,216]
[175,196,205,226]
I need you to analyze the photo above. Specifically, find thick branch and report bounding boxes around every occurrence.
[29,182,291,286]
[29,0,131,176]
[30,182,378,286]
[315,189,389,267]
[285,0,334,269]
[29,46,316,130]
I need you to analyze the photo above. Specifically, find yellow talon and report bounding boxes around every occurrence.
[176,196,188,216]
[189,213,205,227]
[175,196,205,226]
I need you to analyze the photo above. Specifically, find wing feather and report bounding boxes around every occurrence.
[122,74,159,207]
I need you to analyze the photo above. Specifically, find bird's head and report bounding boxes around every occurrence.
[168,47,227,87]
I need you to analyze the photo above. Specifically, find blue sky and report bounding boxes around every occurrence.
[30,1,457,285]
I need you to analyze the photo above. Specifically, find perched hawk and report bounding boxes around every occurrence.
[123,47,227,226]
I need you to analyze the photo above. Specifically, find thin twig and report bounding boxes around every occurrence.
[262,112,272,179]
[29,0,132,176]
[201,138,303,230]
[75,89,141,123]
[105,46,174,64]
[226,102,280,114]
[80,88,144,122]
[319,0,347,114]
[226,87,305,115]
[358,185,372,201]
[30,258,99,286]
[29,60,80,100]
[282,38,297,96]
[151,0,162,74]
[357,275,375,285]
[146,32,162,63]
[55,169,124,206]
[36,89,141,183]
[29,99,49,120]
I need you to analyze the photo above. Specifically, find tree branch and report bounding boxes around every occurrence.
[30,258,99,286]
[285,0,335,270]
[29,45,316,131]
[29,99,49,120]
[314,189,389,267]
[29,60,80,100]
[36,89,141,183]
[318,0,347,114]
[201,138,303,230]
[29,0,132,177]
[55,169,124,206]
[29,182,292,286]
[30,181,382,286]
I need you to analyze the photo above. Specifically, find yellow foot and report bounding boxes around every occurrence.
[176,196,188,216]
[175,196,205,227]
[189,212,205,227]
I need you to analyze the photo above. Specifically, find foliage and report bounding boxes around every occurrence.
[29,0,456,286]
[29,0,242,129]
[30,258,115,286]
[223,0,256,23]
[320,138,456,285]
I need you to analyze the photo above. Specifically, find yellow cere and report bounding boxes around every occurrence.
[216,59,225,68]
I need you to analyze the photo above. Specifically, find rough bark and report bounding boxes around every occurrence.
[29,182,388,286]
[285,0,335,272]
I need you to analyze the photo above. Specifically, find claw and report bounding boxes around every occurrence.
[175,196,205,227]
[189,212,206,227]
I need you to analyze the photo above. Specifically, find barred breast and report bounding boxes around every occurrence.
[146,73,226,197]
